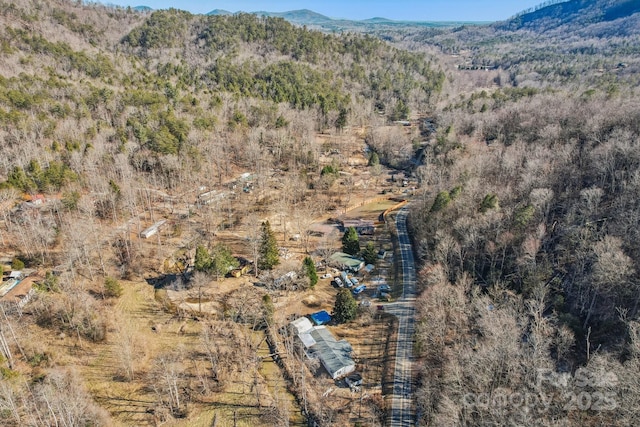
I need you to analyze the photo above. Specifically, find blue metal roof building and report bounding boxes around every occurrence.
[310,310,332,325]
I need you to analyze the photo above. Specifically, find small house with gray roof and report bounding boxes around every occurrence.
[290,317,355,379]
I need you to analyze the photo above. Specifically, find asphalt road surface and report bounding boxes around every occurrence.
[386,207,417,426]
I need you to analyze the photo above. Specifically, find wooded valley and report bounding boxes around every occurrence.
[0,0,639,426]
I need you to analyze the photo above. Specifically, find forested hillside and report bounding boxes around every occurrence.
[500,0,640,32]
[0,0,444,235]
[406,1,640,425]
[412,90,640,426]
[0,3,443,198]
[408,0,640,90]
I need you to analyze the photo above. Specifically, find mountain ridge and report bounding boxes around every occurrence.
[204,8,485,27]
[121,5,487,30]
[252,9,334,25]
[206,9,233,16]
[498,0,640,32]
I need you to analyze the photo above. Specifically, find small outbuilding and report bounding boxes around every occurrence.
[0,274,38,311]
[341,219,375,235]
[310,310,332,325]
[140,219,167,239]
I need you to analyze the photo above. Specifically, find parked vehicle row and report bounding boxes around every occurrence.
[323,271,393,301]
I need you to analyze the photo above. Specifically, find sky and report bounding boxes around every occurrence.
[101,1,547,22]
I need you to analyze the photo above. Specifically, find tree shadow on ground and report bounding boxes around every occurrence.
[145,272,191,289]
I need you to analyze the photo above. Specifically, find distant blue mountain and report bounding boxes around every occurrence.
[207,8,332,24]
[362,17,395,24]
[206,9,233,16]
[132,5,152,12]
[204,8,478,29]
[252,9,334,25]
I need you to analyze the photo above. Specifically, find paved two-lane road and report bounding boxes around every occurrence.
[386,207,417,426]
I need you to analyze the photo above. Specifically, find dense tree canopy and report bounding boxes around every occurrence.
[211,244,239,280]
[194,245,211,272]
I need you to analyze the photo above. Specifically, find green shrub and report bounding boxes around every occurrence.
[104,277,123,298]
[11,258,25,270]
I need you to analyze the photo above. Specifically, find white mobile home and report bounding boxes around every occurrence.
[140,219,167,239]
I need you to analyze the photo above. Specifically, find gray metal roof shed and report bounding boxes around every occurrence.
[308,326,355,379]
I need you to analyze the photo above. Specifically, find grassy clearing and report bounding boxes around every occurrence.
[344,199,399,220]
[82,280,188,426]
[78,280,305,426]
[256,332,306,426]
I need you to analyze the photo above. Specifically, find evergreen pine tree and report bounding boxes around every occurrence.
[11,257,25,270]
[362,241,378,266]
[430,190,451,213]
[194,244,212,272]
[334,288,358,323]
[342,226,360,256]
[303,256,318,288]
[211,243,239,280]
[368,151,380,166]
[335,107,348,130]
[259,221,279,270]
